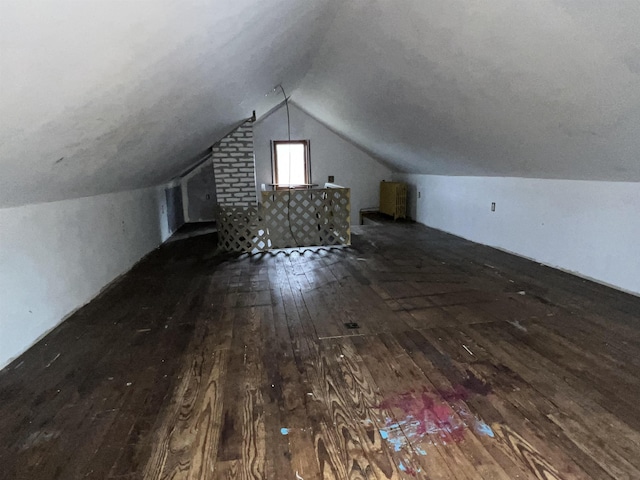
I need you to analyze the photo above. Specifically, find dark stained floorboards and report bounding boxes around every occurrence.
[1,223,639,479]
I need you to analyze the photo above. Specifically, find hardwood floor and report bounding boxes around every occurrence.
[1,223,639,479]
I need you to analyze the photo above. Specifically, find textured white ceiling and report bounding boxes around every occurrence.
[294,0,640,181]
[0,0,337,207]
[2,0,640,208]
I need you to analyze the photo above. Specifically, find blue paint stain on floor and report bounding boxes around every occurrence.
[280,428,289,435]
[397,460,422,476]
[382,427,405,452]
[474,420,495,438]
[415,446,427,456]
[379,420,420,452]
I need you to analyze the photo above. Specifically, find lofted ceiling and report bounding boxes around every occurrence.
[295,0,640,181]
[2,0,640,208]
[0,0,337,207]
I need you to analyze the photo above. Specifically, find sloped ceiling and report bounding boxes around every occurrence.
[0,0,337,207]
[3,1,640,209]
[294,0,640,181]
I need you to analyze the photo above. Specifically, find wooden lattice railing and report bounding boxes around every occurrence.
[216,188,350,253]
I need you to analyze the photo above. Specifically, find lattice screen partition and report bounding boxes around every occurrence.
[216,206,270,253]
[216,188,350,253]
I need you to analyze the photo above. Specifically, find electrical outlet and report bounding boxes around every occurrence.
[491,202,496,212]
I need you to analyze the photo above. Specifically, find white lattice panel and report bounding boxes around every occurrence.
[216,206,270,253]
[216,188,350,253]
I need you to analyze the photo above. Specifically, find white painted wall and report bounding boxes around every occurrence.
[254,103,393,225]
[396,174,640,296]
[0,186,175,369]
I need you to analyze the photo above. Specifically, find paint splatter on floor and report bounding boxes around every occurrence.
[474,420,495,438]
[376,372,496,464]
[398,460,422,475]
[377,391,466,449]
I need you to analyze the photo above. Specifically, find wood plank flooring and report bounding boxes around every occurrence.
[1,222,639,479]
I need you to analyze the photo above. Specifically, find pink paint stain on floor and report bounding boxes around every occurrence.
[378,389,466,445]
[376,371,496,470]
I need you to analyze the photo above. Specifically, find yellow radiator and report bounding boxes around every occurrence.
[379,181,407,220]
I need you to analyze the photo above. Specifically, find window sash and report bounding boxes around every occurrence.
[273,140,310,188]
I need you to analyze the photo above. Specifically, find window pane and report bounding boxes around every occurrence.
[276,143,306,185]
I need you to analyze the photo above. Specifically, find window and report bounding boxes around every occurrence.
[272,140,310,188]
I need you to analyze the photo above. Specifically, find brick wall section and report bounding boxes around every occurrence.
[211,121,256,207]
